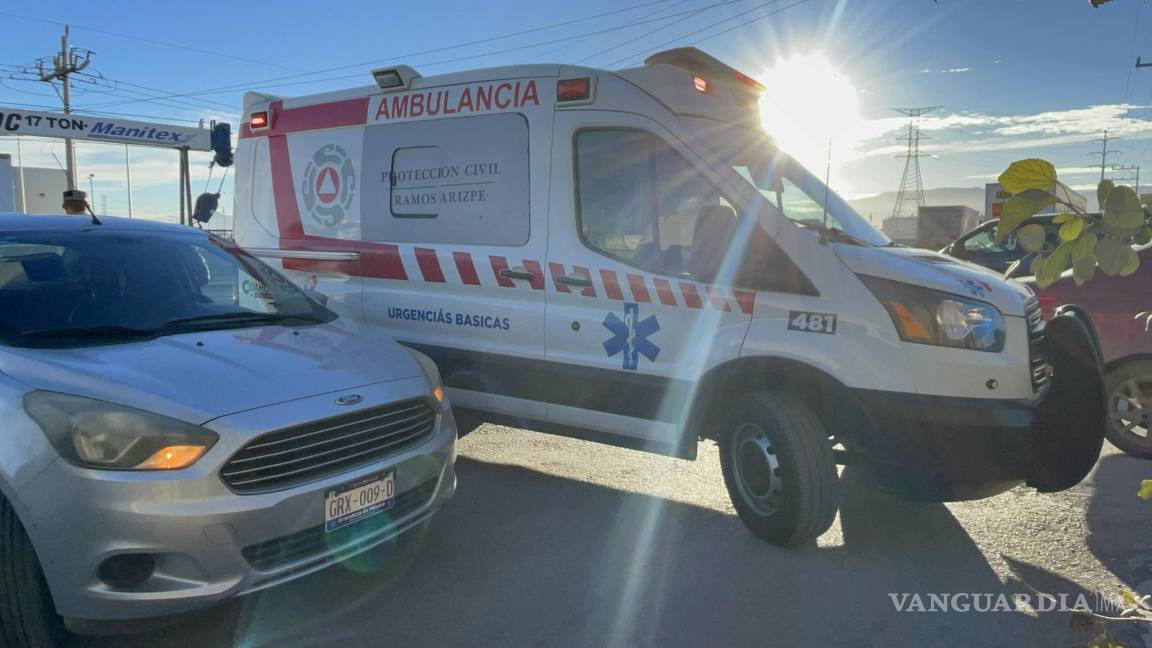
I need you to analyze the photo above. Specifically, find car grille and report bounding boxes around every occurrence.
[1025,297,1051,393]
[221,399,437,493]
[242,477,438,572]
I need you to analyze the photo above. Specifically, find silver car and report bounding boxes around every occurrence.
[0,214,457,644]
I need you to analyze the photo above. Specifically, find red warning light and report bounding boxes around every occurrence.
[557,78,591,102]
[693,76,708,93]
[249,111,269,129]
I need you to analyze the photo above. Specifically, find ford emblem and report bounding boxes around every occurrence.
[335,394,363,406]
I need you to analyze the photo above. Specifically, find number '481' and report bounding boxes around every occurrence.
[788,311,837,335]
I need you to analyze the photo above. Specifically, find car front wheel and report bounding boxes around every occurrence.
[0,498,64,648]
[718,391,839,546]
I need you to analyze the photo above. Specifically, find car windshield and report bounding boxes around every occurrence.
[692,120,892,247]
[0,229,334,348]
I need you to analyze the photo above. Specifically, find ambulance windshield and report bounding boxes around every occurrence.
[698,122,892,247]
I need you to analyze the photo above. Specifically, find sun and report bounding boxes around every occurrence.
[758,53,862,187]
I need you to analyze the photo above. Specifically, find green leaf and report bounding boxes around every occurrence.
[1073,257,1096,285]
[1037,254,1065,288]
[996,189,1057,243]
[1053,213,1073,224]
[1136,226,1152,245]
[999,159,1058,194]
[1104,185,1145,232]
[1098,178,1115,210]
[1095,237,1131,276]
[1072,232,1098,263]
[1120,246,1140,276]
[1047,241,1074,276]
[1140,479,1152,500]
[1018,224,1047,252]
[1059,216,1085,241]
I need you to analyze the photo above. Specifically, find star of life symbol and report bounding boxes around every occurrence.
[602,303,660,371]
[960,278,992,298]
[301,144,356,227]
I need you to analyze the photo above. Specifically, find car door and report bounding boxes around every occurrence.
[543,112,754,454]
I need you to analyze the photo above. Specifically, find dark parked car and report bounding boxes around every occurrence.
[941,215,1058,273]
[1020,244,1152,459]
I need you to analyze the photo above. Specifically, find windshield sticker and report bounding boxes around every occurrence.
[603,303,661,371]
[788,311,837,335]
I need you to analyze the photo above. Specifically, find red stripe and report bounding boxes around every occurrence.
[360,245,408,280]
[734,290,756,315]
[704,285,732,311]
[240,97,370,139]
[490,256,516,288]
[267,129,305,240]
[679,283,703,309]
[573,266,596,297]
[653,278,677,306]
[601,270,624,300]
[522,259,545,290]
[414,247,446,283]
[549,262,571,293]
[626,274,651,303]
[454,252,480,285]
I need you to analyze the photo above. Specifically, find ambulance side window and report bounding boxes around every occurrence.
[575,129,735,283]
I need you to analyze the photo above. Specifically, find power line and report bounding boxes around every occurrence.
[602,0,810,68]
[527,0,696,62]
[0,11,299,71]
[75,72,237,111]
[574,0,751,65]
[77,0,701,107]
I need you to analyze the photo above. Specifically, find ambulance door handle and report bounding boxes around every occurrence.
[554,273,592,288]
[500,267,536,281]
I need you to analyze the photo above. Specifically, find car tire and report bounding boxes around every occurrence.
[718,391,839,546]
[1105,359,1152,460]
[0,498,64,648]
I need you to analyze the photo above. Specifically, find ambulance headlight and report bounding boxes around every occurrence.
[860,276,1005,352]
[408,349,447,408]
[24,392,217,470]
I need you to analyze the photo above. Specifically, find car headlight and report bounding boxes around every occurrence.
[407,349,447,408]
[24,391,218,470]
[860,275,1006,352]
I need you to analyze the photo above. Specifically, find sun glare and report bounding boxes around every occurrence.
[758,53,862,188]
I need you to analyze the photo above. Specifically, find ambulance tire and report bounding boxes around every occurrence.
[0,498,64,648]
[719,391,839,546]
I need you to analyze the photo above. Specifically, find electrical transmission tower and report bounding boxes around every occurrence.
[891,106,940,219]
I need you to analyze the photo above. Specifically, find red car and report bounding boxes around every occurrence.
[1019,244,1152,459]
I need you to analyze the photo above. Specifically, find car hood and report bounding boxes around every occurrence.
[834,244,1032,316]
[0,320,422,424]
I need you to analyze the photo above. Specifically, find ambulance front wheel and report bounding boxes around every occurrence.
[719,391,840,546]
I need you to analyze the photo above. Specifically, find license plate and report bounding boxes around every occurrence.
[324,471,395,532]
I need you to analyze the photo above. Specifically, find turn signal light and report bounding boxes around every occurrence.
[557,78,591,102]
[432,385,446,404]
[887,301,932,341]
[249,111,269,129]
[137,445,209,470]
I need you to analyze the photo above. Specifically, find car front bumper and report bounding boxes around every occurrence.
[13,385,458,623]
[851,310,1106,501]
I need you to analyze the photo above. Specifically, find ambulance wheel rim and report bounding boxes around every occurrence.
[731,422,783,516]
[1110,377,1152,443]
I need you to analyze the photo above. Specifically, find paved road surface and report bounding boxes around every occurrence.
[78,425,1152,648]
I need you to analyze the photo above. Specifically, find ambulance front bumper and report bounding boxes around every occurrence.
[851,309,1106,501]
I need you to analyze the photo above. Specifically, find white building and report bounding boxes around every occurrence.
[0,158,68,214]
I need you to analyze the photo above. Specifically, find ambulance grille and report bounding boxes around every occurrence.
[1025,298,1051,393]
[221,400,437,493]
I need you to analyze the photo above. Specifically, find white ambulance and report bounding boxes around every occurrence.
[232,48,1106,546]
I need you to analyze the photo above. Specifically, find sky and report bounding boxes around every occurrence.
[1,0,1151,226]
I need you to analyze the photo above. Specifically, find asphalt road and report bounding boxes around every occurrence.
[78,425,1152,648]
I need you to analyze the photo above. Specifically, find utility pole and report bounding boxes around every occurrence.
[1090,130,1120,183]
[36,26,91,191]
[891,106,940,219]
[1113,164,1141,194]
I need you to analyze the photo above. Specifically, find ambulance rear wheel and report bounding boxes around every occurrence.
[719,391,839,546]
